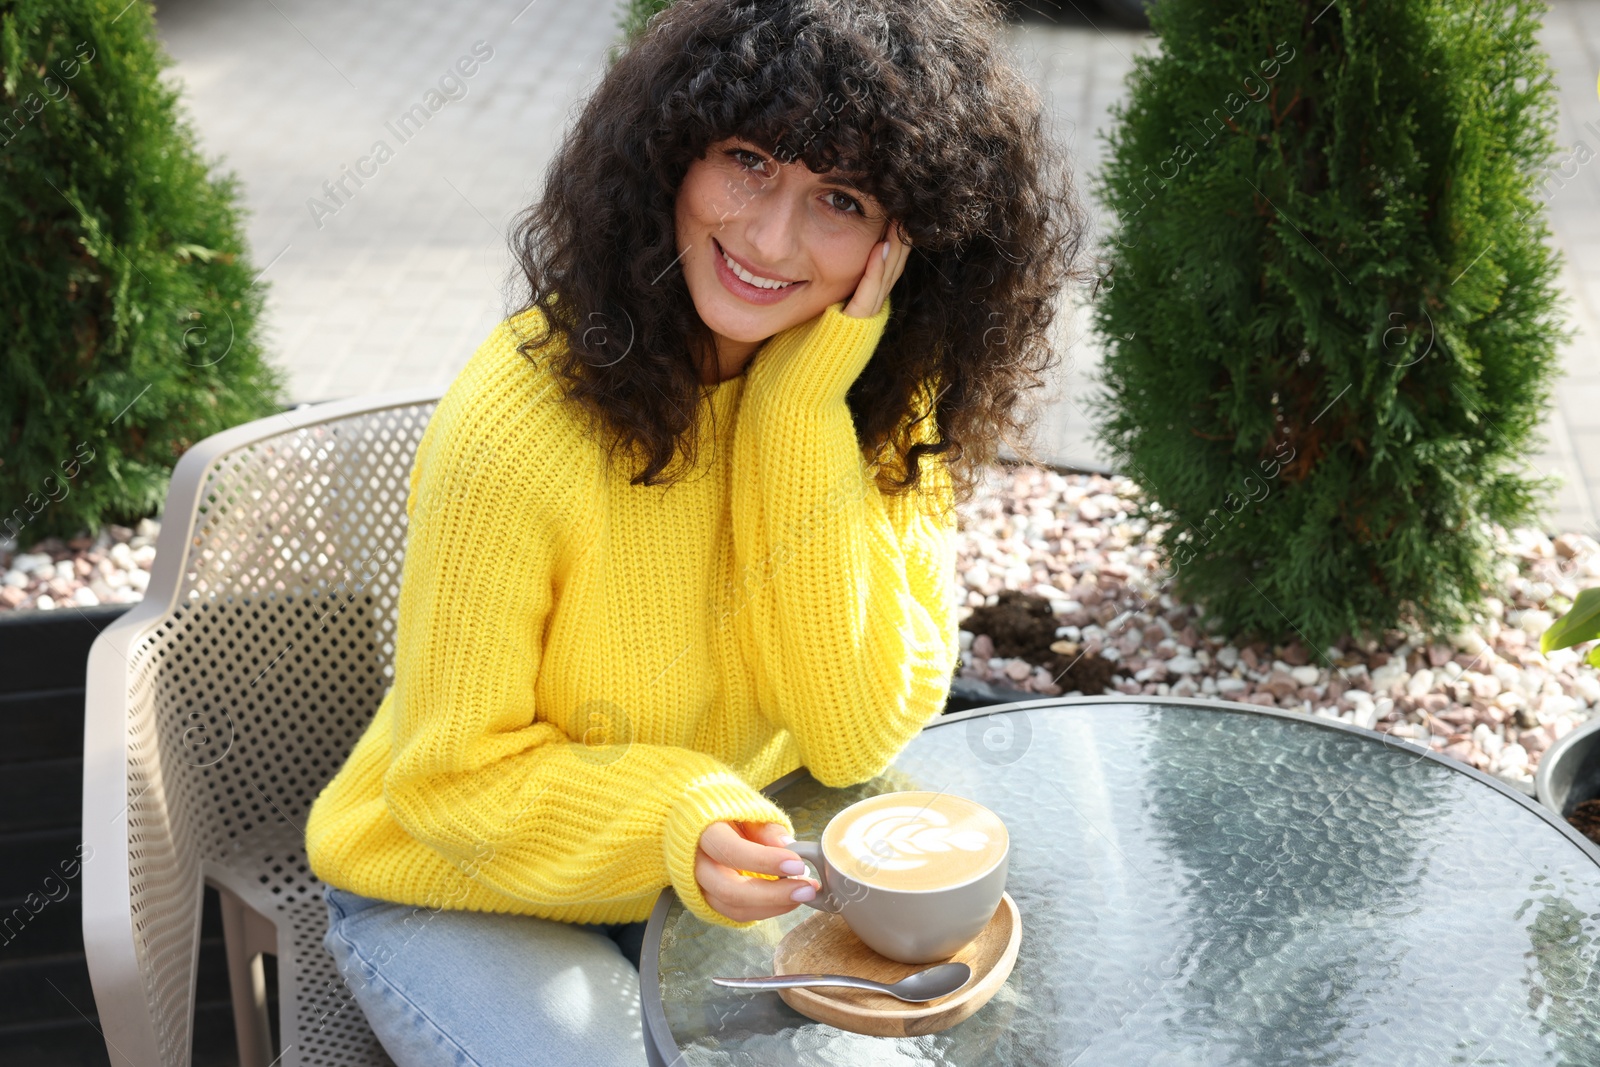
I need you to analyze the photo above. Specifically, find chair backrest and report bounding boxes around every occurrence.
[83,392,439,1067]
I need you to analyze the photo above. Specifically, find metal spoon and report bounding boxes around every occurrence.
[712,961,971,1003]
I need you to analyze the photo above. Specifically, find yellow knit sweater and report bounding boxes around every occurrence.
[304,295,959,930]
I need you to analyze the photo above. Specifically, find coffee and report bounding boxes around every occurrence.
[822,791,1007,892]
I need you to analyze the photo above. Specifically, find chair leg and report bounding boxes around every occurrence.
[217,884,278,1067]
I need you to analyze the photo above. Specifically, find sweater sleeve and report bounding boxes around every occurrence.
[727,297,961,788]
[378,323,795,930]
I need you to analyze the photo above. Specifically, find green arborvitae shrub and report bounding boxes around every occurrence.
[1091,0,1571,650]
[612,0,674,59]
[1,0,283,545]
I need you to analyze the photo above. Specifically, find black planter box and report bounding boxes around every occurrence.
[944,674,1035,714]
[0,604,254,1067]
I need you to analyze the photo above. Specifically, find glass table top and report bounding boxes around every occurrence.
[643,699,1600,1066]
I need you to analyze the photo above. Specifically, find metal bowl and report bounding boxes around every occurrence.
[1534,713,1600,817]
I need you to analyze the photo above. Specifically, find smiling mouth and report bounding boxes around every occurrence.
[714,238,801,290]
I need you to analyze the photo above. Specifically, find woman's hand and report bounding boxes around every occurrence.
[842,221,912,319]
[695,820,820,923]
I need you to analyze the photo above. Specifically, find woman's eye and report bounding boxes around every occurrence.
[824,191,862,215]
[729,149,772,176]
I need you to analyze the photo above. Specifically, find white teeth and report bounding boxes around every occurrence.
[722,247,794,290]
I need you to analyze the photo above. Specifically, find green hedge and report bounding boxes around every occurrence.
[1091,0,1570,649]
[1,0,283,545]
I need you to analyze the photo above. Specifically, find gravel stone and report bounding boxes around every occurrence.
[950,466,1600,789]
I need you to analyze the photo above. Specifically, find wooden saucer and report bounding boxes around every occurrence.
[770,892,1021,1038]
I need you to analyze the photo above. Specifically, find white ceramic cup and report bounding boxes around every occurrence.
[788,790,1010,964]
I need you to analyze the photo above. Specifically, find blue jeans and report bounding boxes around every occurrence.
[321,885,651,1066]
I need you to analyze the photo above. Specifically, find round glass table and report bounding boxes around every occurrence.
[640,697,1600,1066]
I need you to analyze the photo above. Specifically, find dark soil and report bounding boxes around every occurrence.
[963,589,1115,697]
[1569,799,1600,848]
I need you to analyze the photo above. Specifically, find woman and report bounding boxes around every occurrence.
[305,0,1084,1062]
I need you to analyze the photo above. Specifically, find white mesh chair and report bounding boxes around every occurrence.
[83,391,440,1067]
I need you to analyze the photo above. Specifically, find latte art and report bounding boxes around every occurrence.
[838,808,991,871]
[823,791,1008,891]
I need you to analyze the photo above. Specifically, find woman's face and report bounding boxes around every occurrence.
[674,137,889,372]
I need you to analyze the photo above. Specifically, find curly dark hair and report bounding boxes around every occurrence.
[506,0,1089,503]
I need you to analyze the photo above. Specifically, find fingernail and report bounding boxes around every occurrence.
[791,884,816,902]
[777,833,795,846]
[881,243,889,261]
[779,859,805,876]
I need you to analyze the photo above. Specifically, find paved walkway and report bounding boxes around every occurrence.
[154,0,1600,533]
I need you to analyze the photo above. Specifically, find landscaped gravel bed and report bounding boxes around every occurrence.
[953,464,1600,789]
[5,463,1598,790]
[1,519,160,611]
